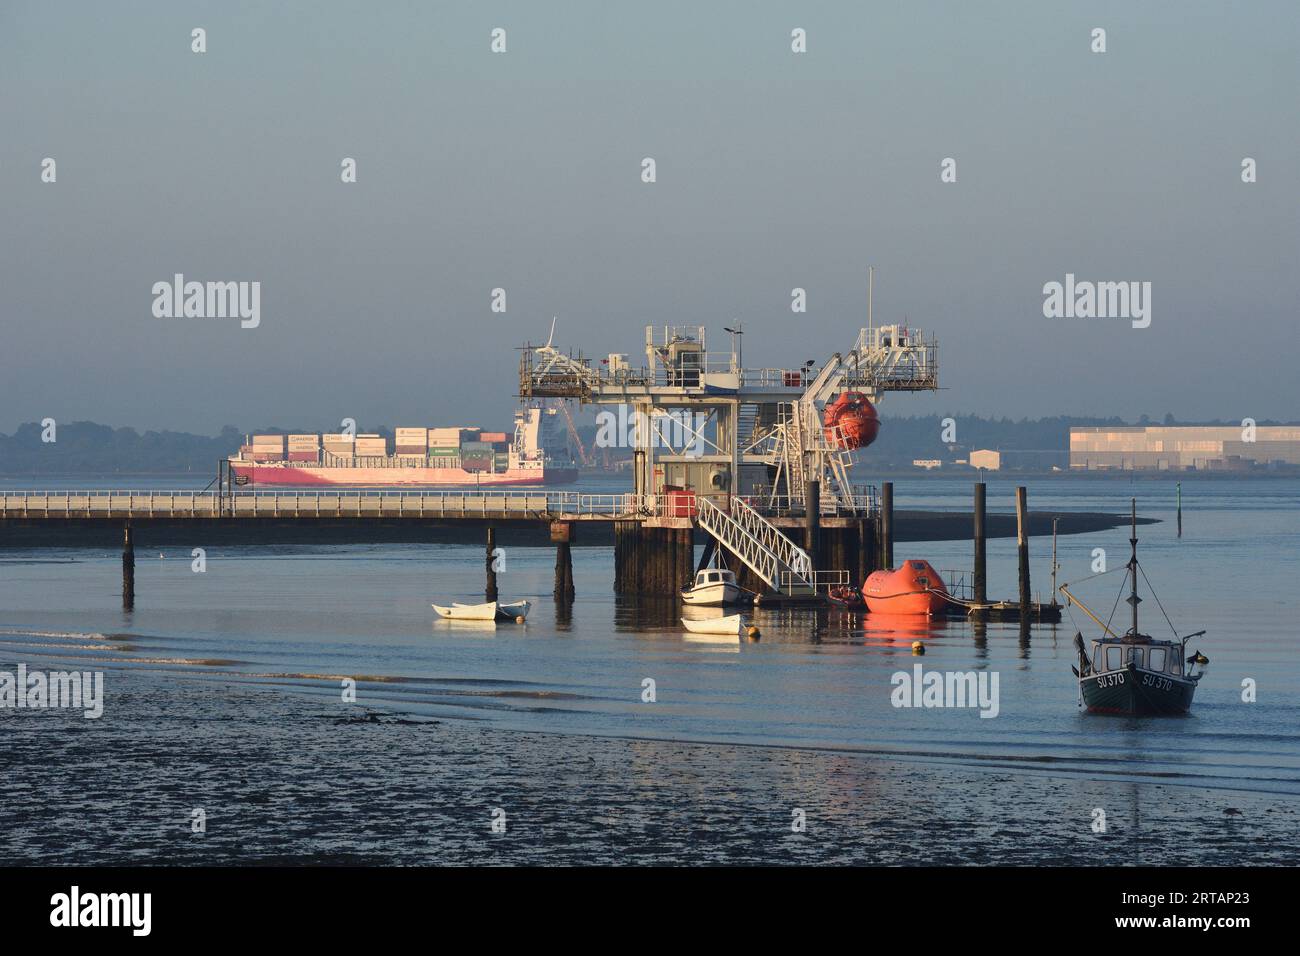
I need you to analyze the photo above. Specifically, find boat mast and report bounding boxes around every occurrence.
[1051,517,1059,603]
[1127,498,1141,638]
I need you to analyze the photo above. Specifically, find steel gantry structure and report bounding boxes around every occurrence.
[517,312,939,518]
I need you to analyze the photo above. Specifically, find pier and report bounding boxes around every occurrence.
[0,317,1147,613]
[1,485,1146,614]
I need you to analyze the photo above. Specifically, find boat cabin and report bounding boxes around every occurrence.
[1089,637,1184,677]
[694,569,737,587]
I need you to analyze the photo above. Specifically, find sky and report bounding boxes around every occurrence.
[1,1,1297,435]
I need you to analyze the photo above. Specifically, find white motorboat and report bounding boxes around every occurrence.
[432,600,530,622]
[680,614,744,636]
[681,568,746,606]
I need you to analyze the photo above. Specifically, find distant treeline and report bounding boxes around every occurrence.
[1,415,1293,475]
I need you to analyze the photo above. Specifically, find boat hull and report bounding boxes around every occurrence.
[231,462,575,487]
[1080,666,1197,715]
[681,614,743,635]
[863,561,949,616]
[680,582,745,606]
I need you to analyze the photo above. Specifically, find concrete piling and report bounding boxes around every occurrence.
[804,478,820,572]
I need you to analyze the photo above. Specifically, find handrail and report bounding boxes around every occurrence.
[696,497,814,592]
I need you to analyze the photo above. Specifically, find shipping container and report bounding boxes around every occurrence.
[287,451,318,462]
[479,432,507,443]
[395,446,426,456]
[252,434,285,448]
[323,433,354,444]
[395,427,428,444]
[428,427,460,441]
[461,441,493,454]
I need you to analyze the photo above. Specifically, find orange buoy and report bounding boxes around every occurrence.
[863,560,949,616]
[823,391,880,450]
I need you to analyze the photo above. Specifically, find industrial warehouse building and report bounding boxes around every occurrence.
[968,449,1069,471]
[1070,426,1300,471]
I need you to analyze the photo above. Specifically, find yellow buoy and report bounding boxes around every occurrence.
[746,625,761,640]
[911,641,925,655]
[515,616,526,624]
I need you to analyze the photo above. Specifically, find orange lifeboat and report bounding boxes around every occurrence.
[863,561,949,616]
[823,392,879,449]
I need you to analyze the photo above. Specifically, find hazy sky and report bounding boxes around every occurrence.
[2,1,1296,435]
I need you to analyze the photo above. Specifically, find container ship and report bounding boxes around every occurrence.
[227,407,579,487]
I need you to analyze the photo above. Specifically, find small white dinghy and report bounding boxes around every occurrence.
[681,568,746,606]
[681,614,744,636]
[432,600,531,622]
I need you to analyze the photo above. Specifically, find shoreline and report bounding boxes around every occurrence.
[3,668,1296,866]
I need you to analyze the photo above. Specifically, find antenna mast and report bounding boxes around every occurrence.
[1127,498,1141,638]
[867,265,874,336]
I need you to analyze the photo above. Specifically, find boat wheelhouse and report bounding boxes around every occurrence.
[681,568,745,606]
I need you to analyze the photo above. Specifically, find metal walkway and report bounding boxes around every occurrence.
[696,497,815,595]
[0,490,637,521]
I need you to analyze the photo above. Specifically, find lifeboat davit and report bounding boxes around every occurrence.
[863,561,949,616]
[823,392,879,449]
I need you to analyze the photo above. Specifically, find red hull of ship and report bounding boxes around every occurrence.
[229,462,578,487]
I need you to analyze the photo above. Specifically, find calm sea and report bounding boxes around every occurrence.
[3,474,1297,803]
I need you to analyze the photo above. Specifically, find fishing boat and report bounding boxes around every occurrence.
[432,600,530,622]
[863,561,949,616]
[681,614,744,636]
[1060,500,1207,716]
[681,567,746,606]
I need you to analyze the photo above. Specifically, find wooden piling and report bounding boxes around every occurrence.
[122,523,135,610]
[551,521,575,602]
[677,527,694,593]
[973,482,987,610]
[855,519,869,583]
[880,481,894,571]
[860,518,877,576]
[485,527,499,601]
[1176,482,1182,538]
[1016,486,1030,614]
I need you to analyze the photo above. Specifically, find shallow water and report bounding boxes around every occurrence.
[2,476,1297,809]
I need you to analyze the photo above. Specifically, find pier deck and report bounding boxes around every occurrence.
[0,489,637,522]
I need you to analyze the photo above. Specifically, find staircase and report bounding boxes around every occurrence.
[696,497,815,595]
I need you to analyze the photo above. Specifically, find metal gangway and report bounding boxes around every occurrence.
[696,497,815,596]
